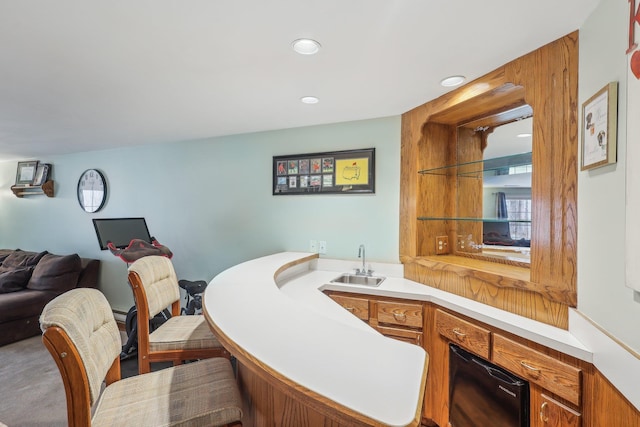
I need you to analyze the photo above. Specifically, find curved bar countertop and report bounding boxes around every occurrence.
[204,252,640,424]
[203,252,428,427]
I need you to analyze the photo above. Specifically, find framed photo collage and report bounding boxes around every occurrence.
[272,148,375,195]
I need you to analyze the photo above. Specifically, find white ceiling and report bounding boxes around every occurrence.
[0,1,600,162]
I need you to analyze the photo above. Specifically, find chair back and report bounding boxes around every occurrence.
[40,288,122,405]
[128,255,180,318]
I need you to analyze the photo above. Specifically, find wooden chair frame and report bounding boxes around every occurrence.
[43,325,241,427]
[42,326,122,427]
[128,269,230,374]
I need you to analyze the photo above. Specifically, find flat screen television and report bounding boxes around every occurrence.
[92,217,152,250]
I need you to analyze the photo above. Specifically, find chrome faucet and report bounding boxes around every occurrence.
[356,244,373,276]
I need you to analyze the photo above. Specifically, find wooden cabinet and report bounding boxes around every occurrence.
[429,308,584,427]
[376,300,423,328]
[532,391,581,427]
[374,300,424,346]
[325,294,639,427]
[492,334,581,407]
[434,309,490,359]
[327,293,369,321]
[325,291,424,346]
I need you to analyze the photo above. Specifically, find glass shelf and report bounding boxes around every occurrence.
[418,152,532,177]
[417,217,531,223]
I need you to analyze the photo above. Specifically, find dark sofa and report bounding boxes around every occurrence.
[0,249,100,346]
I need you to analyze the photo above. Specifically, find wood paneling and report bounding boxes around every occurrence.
[403,255,569,327]
[582,367,640,427]
[400,32,578,327]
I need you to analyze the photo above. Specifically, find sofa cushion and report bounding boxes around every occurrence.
[27,253,82,293]
[2,250,47,269]
[0,250,12,265]
[0,267,34,293]
[0,288,59,321]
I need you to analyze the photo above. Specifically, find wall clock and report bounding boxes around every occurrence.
[77,169,107,213]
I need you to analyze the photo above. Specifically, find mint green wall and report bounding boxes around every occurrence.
[0,116,400,313]
[578,0,640,353]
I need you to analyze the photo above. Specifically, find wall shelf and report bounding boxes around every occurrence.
[11,180,54,198]
[417,217,531,223]
[418,152,532,178]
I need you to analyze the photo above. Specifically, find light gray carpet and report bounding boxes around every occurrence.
[0,336,67,427]
[0,333,152,427]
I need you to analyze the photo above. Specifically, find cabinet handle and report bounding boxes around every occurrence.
[539,401,549,422]
[393,312,407,321]
[520,361,542,377]
[345,306,355,312]
[452,328,466,340]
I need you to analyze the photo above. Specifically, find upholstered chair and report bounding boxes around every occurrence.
[40,288,242,427]
[127,255,230,374]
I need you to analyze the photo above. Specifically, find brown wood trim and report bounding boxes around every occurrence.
[273,253,319,282]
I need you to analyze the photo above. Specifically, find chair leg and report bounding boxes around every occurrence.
[139,354,151,374]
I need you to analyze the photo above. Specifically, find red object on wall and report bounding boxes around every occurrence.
[632,52,640,79]
[630,0,640,79]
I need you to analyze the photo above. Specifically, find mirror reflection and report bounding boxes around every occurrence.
[457,116,532,264]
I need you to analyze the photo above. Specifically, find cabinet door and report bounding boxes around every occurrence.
[327,294,369,321]
[532,391,581,427]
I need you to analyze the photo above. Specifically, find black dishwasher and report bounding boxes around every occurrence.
[449,343,529,427]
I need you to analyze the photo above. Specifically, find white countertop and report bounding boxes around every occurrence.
[205,252,640,419]
[204,252,427,427]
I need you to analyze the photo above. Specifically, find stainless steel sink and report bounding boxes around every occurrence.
[330,273,385,287]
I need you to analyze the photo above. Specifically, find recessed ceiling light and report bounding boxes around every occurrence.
[300,96,319,104]
[292,38,321,55]
[517,133,532,138]
[440,75,466,87]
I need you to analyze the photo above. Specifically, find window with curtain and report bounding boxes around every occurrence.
[505,197,532,240]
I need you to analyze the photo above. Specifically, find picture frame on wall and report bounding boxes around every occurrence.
[15,160,39,186]
[581,81,618,171]
[32,163,51,186]
[272,148,375,195]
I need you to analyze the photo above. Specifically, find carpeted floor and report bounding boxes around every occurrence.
[0,334,166,427]
[0,335,68,427]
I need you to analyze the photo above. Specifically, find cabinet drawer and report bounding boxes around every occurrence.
[493,334,581,406]
[328,294,369,321]
[377,301,423,329]
[435,309,490,359]
[376,325,423,346]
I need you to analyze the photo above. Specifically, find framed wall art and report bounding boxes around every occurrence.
[581,81,618,171]
[15,160,39,186]
[273,148,375,195]
[32,163,51,186]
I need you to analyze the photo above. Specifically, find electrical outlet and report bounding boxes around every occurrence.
[319,241,327,254]
[309,240,318,253]
[436,236,449,255]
